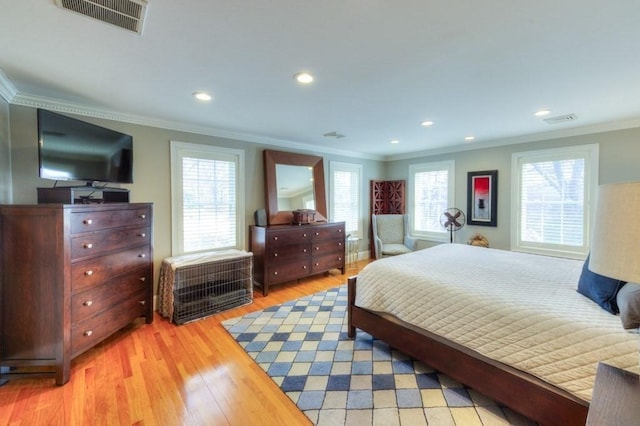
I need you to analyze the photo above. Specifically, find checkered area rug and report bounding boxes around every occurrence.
[222,286,536,425]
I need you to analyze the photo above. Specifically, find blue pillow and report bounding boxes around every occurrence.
[577,254,626,314]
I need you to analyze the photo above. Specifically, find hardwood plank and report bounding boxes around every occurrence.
[0,260,369,425]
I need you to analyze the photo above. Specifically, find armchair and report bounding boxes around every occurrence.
[371,214,416,259]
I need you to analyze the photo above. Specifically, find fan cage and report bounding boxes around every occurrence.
[171,252,253,324]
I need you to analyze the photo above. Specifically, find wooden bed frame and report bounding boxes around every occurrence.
[347,277,589,426]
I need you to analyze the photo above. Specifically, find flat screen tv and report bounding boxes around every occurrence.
[38,109,133,184]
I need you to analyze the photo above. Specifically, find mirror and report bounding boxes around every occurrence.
[264,149,327,225]
[275,164,315,211]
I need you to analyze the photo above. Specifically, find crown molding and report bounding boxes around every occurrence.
[14,83,638,164]
[9,89,640,163]
[0,69,18,102]
[385,117,640,161]
[10,92,383,161]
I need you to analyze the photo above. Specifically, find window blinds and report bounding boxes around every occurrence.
[332,168,360,236]
[181,156,237,252]
[519,158,585,247]
[413,169,449,234]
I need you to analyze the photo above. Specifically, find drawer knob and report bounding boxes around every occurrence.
[84,330,93,337]
[303,249,307,253]
[273,271,278,276]
[138,253,146,258]
[83,219,93,225]
[303,265,307,269]
[274,253,278,257]
[139,233,146,238]
[274,236,279,241]
[315,262,319,266]
[315,247,319,251]
[84,270,93,276]
[315,232,319,236]
[139,277,146,282]
[139,214,146,219]
[139,300,146,305]
[338,257,343,261]
[303,233,307,237]
[83,243,93,249]
[83,300,93,307]
[338,242,343,246]
[338,229,343,233]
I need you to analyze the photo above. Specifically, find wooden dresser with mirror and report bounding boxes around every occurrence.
[250,150,345,295]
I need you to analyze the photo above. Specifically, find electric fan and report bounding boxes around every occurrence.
[440,208,466,243]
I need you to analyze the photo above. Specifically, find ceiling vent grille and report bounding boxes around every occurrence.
[544,113,578,125]
[323,131,346,139]
[56,0,148,34]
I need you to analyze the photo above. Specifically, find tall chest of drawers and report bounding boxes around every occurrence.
[250,222,345,295]
[0,203,153,385]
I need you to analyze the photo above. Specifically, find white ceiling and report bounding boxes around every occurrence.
[2,0,640,160]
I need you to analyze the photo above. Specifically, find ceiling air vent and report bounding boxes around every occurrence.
[544,113,578,125]
[323,131,346,139]
[56,0,148,34]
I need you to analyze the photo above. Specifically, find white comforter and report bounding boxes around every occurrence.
[355,244,639,401]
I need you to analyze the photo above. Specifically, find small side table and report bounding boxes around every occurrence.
[346,236,360,269]
[586,362,640,425]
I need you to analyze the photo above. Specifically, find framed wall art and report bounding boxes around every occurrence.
[467,170,498,226]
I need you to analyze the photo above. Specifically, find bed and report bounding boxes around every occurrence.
[347,244,639,426]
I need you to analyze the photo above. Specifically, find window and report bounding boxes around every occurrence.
[409,160,455,242]
[170,141,245,255]
[511,144,598,258]
[330,161,362,237]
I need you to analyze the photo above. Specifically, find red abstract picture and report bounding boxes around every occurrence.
[467,170,497,226]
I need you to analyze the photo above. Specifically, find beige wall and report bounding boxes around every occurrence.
[7,105,385,295]
[8,103,640,294]
[0,97,10,203]
[387,127,640,250]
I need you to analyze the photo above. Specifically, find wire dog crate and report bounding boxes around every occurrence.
[158,250,253,324]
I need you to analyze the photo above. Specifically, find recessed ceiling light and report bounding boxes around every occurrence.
[421,121,434,127]
[193,91,212,101]
[294,72,314,84]
[464,136,475,141]
[534,109,551,117]
[390,139,400,144]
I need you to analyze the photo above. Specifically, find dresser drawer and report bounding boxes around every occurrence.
[71,226,150,260]
[71,267,149,323]
[312,239,345,256]
[71,289,147,357]
[71,246,151,293]
[266,228,311,247]
[310,224,344,241]
[70,207,151,234]
[268,243,311,261]
[266,259,310,284]
[311,254,344,274]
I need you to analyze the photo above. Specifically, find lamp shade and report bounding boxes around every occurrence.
[589,181,640,283]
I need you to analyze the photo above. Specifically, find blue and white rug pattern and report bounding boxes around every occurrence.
[222,286,535,425]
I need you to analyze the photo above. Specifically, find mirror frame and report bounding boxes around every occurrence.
[264,149,327,226]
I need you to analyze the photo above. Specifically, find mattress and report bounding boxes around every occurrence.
[354,244,639,401]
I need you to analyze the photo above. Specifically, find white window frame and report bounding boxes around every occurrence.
[408,160,455,242]
[170,141,245,255]
[511,144,599,259]
[329,161,363,238]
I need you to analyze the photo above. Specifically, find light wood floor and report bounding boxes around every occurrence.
[0,260,370,426]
